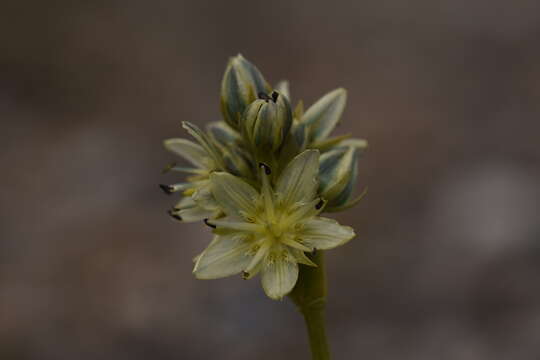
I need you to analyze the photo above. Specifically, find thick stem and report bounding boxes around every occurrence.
[289,251,331,360]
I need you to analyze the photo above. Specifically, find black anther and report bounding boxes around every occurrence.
[259,162,271,175]
[204,218,216,228]
[159,184,174,195]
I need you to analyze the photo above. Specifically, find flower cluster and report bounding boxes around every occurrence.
[161,55,367,299]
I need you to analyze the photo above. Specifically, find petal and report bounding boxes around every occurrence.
[318,147,355,202]
[175,196,196,209]
[193,235,252,279]
[276,149,319,207]
[274,80,290,100]
[177,205,217,222]
[303,88,347,142]
[261,255,299,300]
[340,138,368,150]
[210,172,259,217]
[192,182,221,211]
[206,121,239,148]
[299,217,355,250]
[289,249,317,267]
[182,121,224,169]
[163,138,208,168]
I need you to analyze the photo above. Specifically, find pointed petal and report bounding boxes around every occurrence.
[206,121,239,148]
[325,187,368,213]
[319,147,355,203]
[210,172,259,217]
[182,121,224,169]
[177,205,217,222]
[261,257,299,300]
[193,235,252,279]
[290,249,317,267]
[274,80,290,100]
[163,138,208,168]
[174,196,196,210]
[299,217,355,250]
[192,181,220,211]
[276,150,319,207]
[340,138,368,150]
[303,88,347,142]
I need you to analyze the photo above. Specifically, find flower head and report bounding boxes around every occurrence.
[193,150,355,299]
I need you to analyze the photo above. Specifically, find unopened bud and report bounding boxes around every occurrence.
[220,54,270,129]
[243,90,293,153]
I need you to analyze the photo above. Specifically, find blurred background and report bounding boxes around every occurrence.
[2,1,540,359]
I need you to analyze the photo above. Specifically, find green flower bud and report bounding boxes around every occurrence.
[220,54,271,130]
[243,90,293,154]
[318,140,366,210]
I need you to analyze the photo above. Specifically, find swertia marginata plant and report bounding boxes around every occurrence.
[160,54,367,360]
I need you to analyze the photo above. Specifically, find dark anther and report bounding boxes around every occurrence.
[271,91,279,102]
[258,92,271,102]
[259,162,271,175]
[315,199,325,210]
[167,209,182,221]
[159,184,174,195]
[242,271,249,280]
[204,218,216,228]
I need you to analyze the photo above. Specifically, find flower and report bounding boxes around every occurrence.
[161,121,232,222]
[193,150,355,299]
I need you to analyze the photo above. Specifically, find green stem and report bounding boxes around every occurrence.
[289,251,331,360]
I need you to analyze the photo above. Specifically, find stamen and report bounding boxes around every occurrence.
[244,240,270,274]
[159,184,174,195]
[242,271,249,280]
[271,91,279,102]
[281,236,312,252]
[315,198,325,210]
[258,92,271,101]
[259,162,271,175]
[167,209,182,221]
[259,164,275,220]
[204,218,216,228]
[210,219,263,232]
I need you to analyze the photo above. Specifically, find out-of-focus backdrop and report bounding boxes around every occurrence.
[2,1,540,359]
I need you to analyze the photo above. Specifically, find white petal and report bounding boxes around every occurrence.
[193,235,252,279]
[192,182,220,211]
[178,205,217,222]
[261,257,299,300]
[274,80,290,100]
[182,121,224,169]
[299,217,355,250]
[276,150,319,208]
[163,138,208,168]
[210,172,258,217]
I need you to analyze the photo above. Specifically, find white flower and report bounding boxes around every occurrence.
[193,150,355,299]
[161,122,222,222]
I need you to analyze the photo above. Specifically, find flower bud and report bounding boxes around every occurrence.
[220,54,271,130]
[318,145,360,209]
[243,90,293,153]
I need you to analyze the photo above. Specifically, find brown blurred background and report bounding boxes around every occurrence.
[2,1,540,359]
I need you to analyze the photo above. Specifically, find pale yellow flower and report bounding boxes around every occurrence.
[193,150,355,299]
